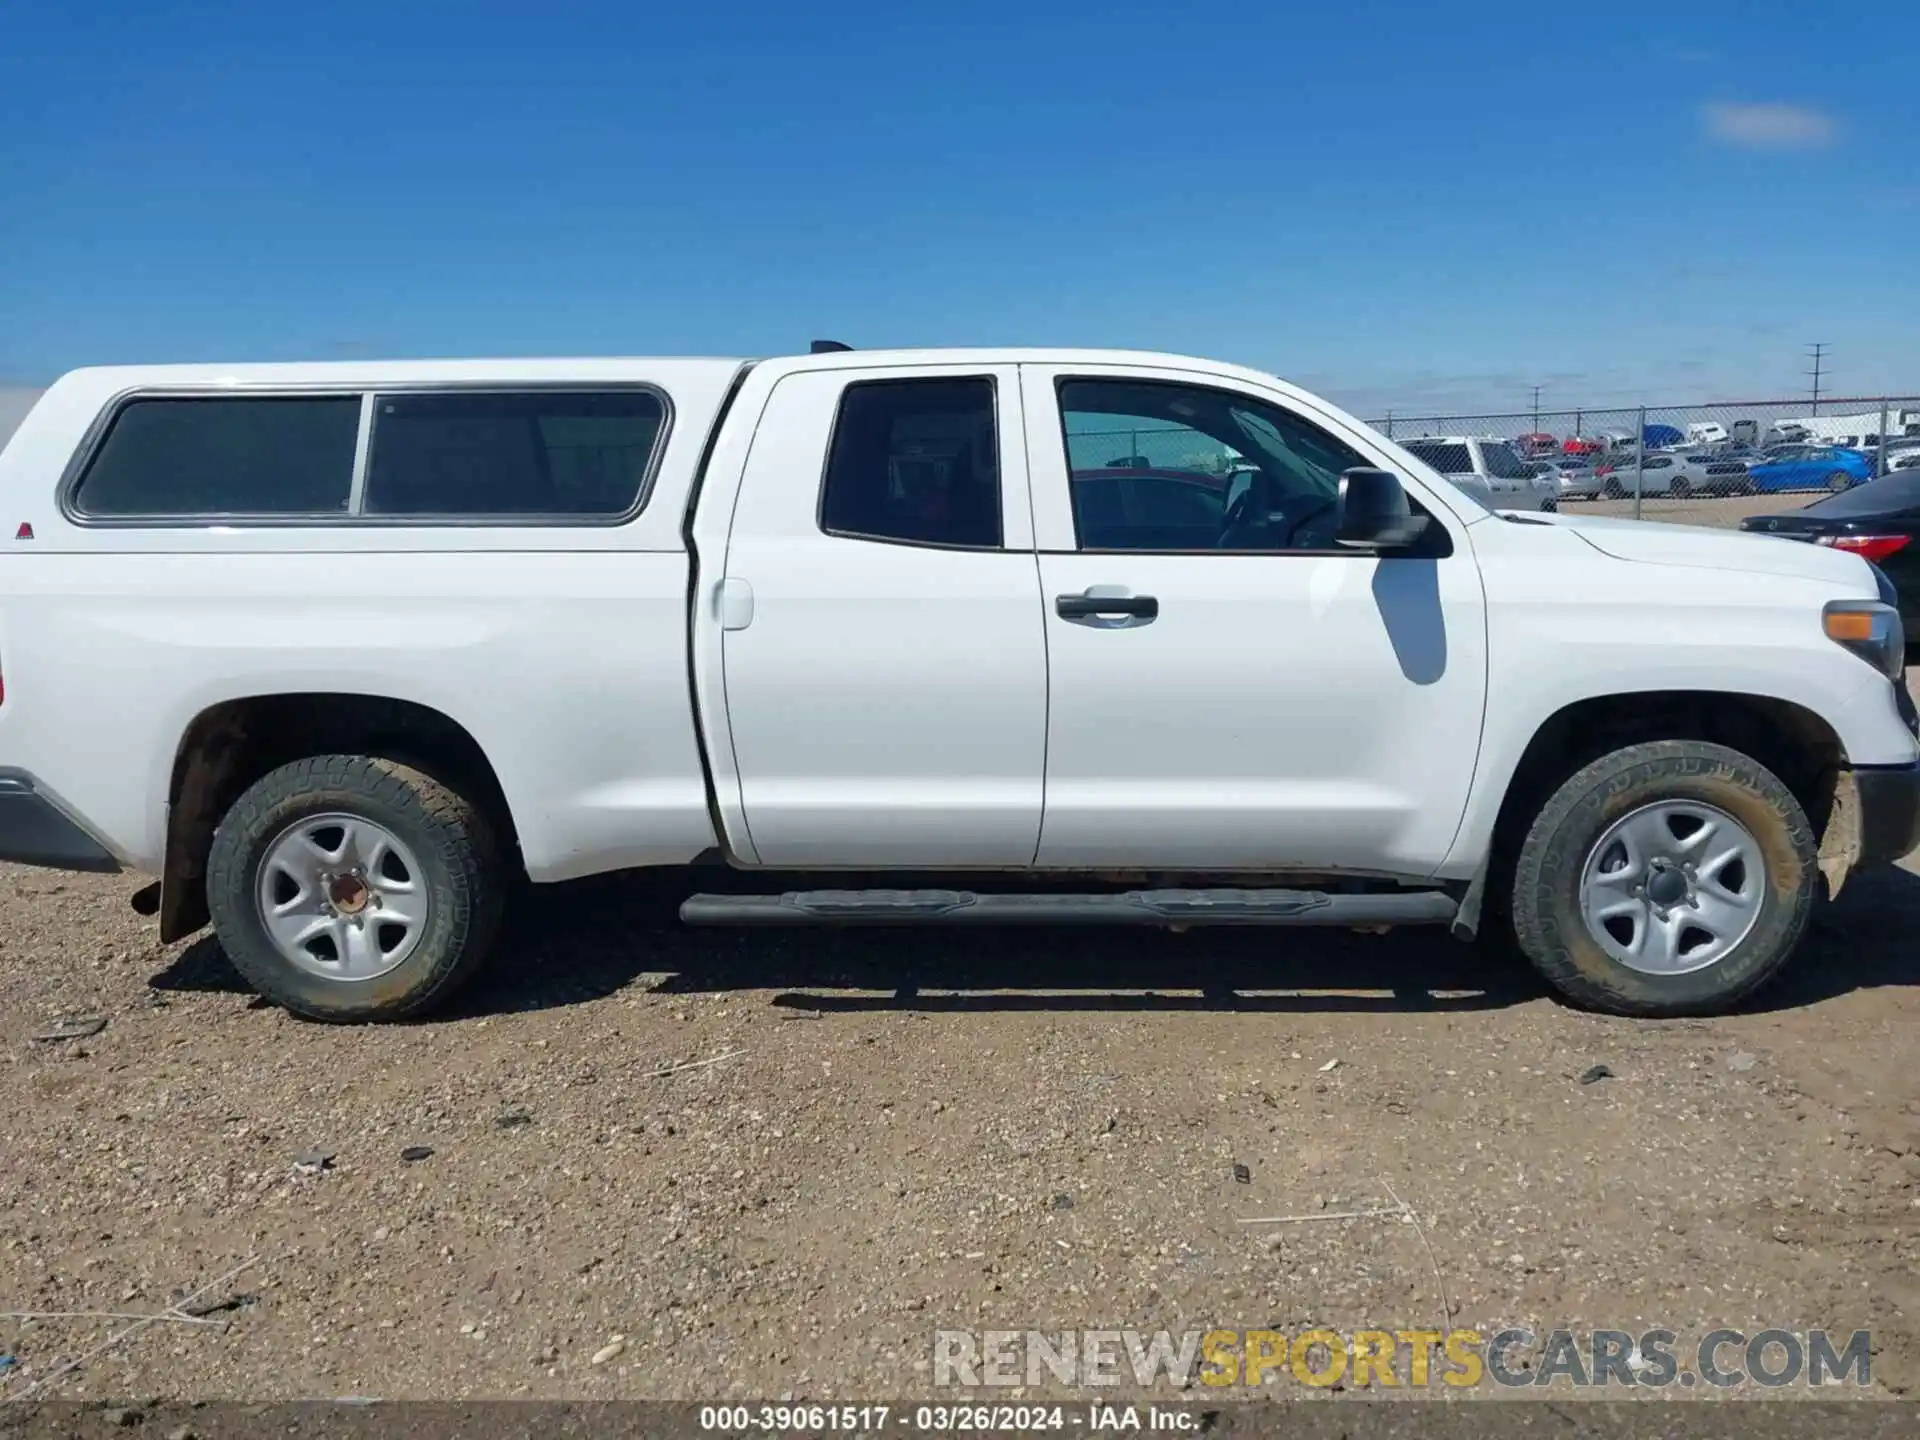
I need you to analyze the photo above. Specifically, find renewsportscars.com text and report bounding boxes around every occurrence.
[933,1327,1872,1390]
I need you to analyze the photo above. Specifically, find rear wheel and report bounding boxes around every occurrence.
[1671,477,1691,499]
[1603,477,1624,499]
[206,755,504,1022]
[1506,740,1816,1016]
[1827,470,1853,492]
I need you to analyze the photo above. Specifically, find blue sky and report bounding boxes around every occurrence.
[1,0,1914,417]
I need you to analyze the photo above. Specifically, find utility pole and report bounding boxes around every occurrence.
[1807,344,1828,414]
[1530,385,1543,432]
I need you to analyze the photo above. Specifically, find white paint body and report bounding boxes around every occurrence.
[0,349,1911,892]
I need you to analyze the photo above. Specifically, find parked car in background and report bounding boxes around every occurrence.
[1562,436,1604,458]
[1594,452,1689,497]
[1528,456,1602,501]
[1516,431,1559,458]
[1880,439,1920,473]
[1746,445,1874,494]
[1739,470,1920,635]
[1682,453,1758,496]
[1642,423,1685,449]
[1666,446,1760,496]
[1399,435,1554,510]
[1687,421,1729,446]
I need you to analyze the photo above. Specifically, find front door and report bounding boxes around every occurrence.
[718,364,1049,867]
[1020,364,1488,876]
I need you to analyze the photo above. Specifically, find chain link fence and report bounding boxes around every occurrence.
[1367,396,1920,527]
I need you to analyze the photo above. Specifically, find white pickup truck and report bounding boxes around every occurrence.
[0,346,1915,1022]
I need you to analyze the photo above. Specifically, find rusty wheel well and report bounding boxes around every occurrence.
[160,694,518,942]
[1483,690,1846,906]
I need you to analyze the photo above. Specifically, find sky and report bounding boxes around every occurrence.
[1,0,1916,423]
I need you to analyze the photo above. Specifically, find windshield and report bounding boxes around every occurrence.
[1403,441,1471,474]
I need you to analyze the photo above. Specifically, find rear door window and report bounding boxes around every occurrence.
[71,396,360,517]
[818,378,1001,548]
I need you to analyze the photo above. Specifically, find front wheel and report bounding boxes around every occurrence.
[1505,740,1816,1016]
[1671,478,1691,499]
[206,755,505,1022]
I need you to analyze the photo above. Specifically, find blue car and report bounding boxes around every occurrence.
[1745,445,1874,494]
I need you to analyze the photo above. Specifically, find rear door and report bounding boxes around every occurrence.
[1019,363,1489,875]
[716,364,1049,866]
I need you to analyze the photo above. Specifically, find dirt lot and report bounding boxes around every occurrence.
[1573,490,1818,530]
[1,511,1913,1406]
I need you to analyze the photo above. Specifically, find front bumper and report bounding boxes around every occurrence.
[0,769,121,873]
[1851,761,1920,867]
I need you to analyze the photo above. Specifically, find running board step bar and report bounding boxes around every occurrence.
[679,888,1458,927]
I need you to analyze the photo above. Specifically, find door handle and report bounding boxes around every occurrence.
[1055,593,1159,620]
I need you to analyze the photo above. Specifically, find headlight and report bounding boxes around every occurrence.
[1823,600,1905,681]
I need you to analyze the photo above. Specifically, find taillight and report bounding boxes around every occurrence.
[1817,534,1912,563]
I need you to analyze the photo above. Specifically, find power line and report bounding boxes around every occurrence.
[1807,344,1828,414]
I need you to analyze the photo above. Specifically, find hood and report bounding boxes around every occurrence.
[1518,510,1876,590]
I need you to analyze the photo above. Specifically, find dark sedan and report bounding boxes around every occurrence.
[1739,470,1920,631]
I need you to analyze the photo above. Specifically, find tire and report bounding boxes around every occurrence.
[1541,497,1557,513]
[206,755,504,1022]
[1827,470,1852,492]
[1506,740,1816,1017]
[1671,478,1690,499]
[1603,478,1624,499]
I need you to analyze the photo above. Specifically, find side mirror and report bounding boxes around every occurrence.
[1336,467,1430,549]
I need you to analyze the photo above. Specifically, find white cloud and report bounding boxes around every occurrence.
[1702,101,1838,151]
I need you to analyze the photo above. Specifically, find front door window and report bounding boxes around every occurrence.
[1058,378,1373,552]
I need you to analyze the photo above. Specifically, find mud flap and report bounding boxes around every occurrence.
[1449,860,1488,941]
[1816,770,1862,900]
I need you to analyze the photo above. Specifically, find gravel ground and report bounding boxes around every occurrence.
[1,501,1912,1405]
[1572,491,1820,529]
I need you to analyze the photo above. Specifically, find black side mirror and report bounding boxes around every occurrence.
[1336,467,1430,549]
